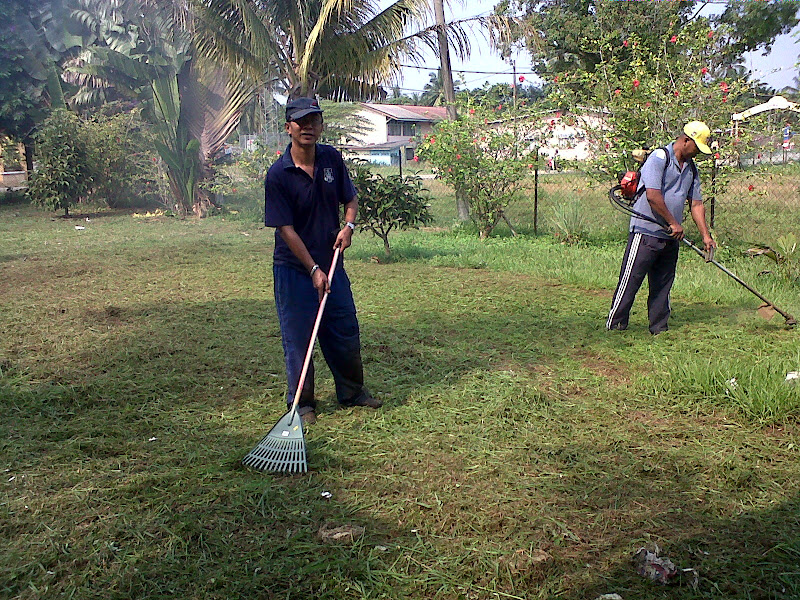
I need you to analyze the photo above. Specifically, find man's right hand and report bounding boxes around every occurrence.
[667,222,685,240]
[312,269,330,301]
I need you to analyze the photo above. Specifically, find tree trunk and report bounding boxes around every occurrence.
[384,237,391,256]
[23,142,34,175]
[456,191,470,221]
[500,211,517,236]
[192,191,217,218]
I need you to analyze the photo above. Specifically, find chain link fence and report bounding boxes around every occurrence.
[382,142,798,248]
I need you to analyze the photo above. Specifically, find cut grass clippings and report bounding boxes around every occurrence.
[1,201,799,599]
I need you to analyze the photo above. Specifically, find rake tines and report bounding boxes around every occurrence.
[242,409,308,473]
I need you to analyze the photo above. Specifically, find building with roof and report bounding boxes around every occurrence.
[344,103,448,165]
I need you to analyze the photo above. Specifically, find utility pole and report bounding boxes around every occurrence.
[511,59,517,109]
[433,0,469,219]
[433,0,457,121]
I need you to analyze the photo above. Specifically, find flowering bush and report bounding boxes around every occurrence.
[548,21,751,178]
[416,107,533,239]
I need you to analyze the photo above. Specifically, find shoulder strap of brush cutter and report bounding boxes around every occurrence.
[632,146,697,203]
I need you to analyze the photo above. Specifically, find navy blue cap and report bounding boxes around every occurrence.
[285,97,323,122]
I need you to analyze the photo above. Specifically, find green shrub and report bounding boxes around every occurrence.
[27,109,93,216]
[416,108,532,239]
[84,108,160,208]
[349,161,432,256]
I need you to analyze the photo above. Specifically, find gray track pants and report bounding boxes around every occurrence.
[606,232,679,334]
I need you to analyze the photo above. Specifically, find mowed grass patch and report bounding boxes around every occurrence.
[1,203,799,599]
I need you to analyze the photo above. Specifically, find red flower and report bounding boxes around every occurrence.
[670,35,677,43]
[554,76,559,83]
[555,112,561,118]
[456,154,461,159]
[714,152,720,159]
[633,79,640,88]
[232,188,237,193]
[722,95,727,103]
[719,82,729,92]
[623,40,629,48]
[498,104,503,110]
[276,151,281,156]
[701,67,708,75]
[614,88,621,95]
[645,102,652,107]
[748,185,754,191]
[519,75,525,83]
[469,108,475,114]
[708,30,714,39]
[528,163,534,169]
[674,90,680,97]
[413,156,419,162]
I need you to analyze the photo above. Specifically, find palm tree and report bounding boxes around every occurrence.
[419,70,446,106]
[191,0,472,101]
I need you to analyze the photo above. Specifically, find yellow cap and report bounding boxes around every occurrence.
[683,121,712,154]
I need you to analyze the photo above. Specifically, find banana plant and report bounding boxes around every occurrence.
[66,0,255,215]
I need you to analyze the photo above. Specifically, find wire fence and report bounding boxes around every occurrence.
[367,142,799,249]
[1,170,28,191]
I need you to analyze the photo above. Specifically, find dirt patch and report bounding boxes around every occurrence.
[573,350,632,383]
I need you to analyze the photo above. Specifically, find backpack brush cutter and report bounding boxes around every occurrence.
[608,183,796,328]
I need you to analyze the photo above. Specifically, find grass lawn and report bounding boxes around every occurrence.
[1,197,799,599]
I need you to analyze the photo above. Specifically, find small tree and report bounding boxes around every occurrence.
[349,161,432,256]
[416,106,533,239]
[27,109,93,217]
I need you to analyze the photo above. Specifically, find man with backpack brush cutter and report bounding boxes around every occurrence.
[607,121,717,334]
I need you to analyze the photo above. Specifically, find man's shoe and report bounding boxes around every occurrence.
[340,395,383,409]
[300,410,317,425]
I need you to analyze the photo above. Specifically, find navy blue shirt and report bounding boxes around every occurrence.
[265,143,356,273]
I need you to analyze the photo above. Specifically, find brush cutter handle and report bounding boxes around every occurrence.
[290,247,341,411]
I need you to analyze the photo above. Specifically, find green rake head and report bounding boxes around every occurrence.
[242,408,307,473]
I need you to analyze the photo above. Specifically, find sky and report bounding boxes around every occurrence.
[390,0,799,95]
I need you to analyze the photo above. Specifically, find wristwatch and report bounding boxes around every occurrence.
[345,222,355,230]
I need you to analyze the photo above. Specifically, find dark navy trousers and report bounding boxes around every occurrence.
[274,263,367,412]
[607,232,679,334]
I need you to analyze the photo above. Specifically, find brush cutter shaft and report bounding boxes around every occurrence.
[290,246,341,411]
[681,238,796,324]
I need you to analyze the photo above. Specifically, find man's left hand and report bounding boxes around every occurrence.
[702,235,717,252]
[334,226,353,250]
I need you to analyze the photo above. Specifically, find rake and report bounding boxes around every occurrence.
[242,247,341,473]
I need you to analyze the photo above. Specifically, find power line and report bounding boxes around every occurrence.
[398,63,538,76]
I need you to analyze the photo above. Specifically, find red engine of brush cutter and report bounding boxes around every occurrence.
[618,170,639,201]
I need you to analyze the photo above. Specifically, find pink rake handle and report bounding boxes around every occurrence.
[289,246,341,412]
